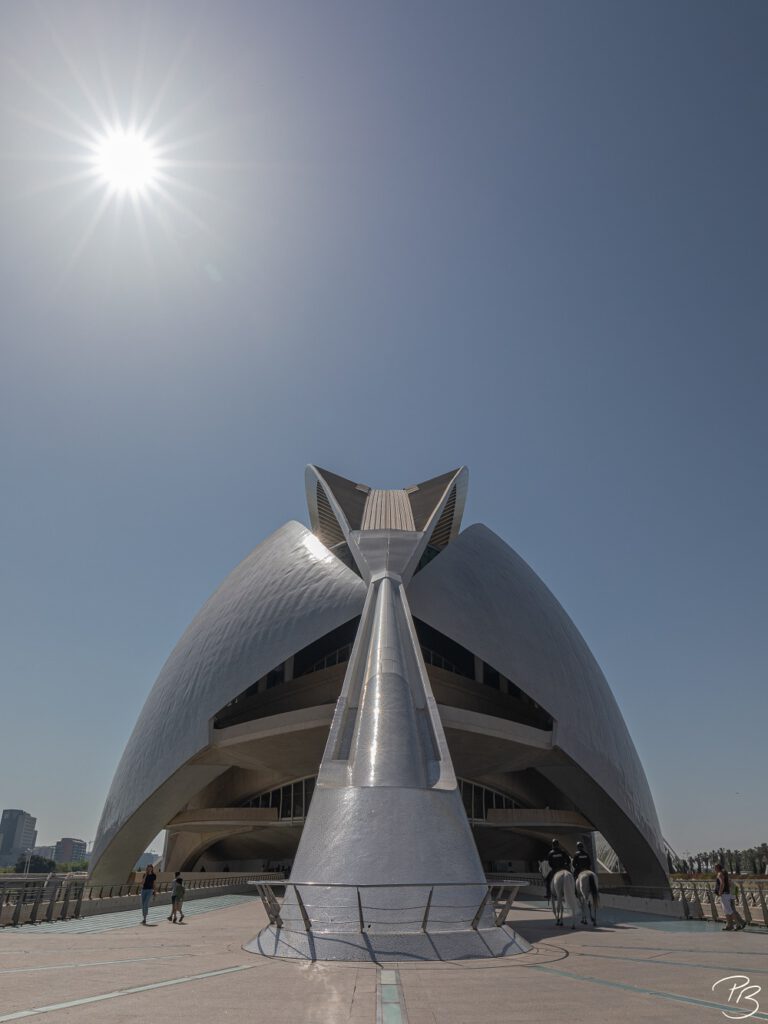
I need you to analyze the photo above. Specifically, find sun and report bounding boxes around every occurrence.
[92,129,159,195]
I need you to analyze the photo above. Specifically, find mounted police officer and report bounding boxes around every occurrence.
[545,839,571,899]
[571,840,592,878]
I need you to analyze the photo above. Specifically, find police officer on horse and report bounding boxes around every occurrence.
[545,839,571,899]
[572,840,593,878]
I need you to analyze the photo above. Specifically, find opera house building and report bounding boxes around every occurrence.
[90,465,668,922]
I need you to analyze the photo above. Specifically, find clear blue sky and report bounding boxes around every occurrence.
[1,0,766,857]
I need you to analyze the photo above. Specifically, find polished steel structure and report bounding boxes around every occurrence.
[90,464,668,956]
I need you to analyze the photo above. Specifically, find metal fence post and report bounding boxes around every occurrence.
[494,885,518,927]
[356,888,365,933]
[294,886,312,932]
[690,882,704,920]
[29,881,46,925]
[757,883,768,928]
[705,884,719,922]
[675,882,690,920]
[421,887,434,932]
[739,885,752,926]
[73,883,85,919]
[60,884,72,920]
[11,890,24,927]
[45,883,61,923]
[471,890,490,931]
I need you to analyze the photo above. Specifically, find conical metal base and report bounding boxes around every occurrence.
[246,921,531,962]
[246,523,531,961]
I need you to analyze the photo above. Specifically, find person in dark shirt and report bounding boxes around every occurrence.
[545,840,571,899]
[715,863,746,931]
[168,871,185,923]
[140,864,157,925]
[572,841,593,878]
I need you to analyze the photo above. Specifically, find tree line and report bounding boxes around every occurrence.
[669,842,768,876]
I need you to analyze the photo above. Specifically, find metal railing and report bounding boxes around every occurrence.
[485,872,768,927]
[670,879,768,925]
[250,879,527,935]
[0,872,285,928]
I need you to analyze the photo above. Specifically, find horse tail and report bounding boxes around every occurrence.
[588,871,599,908]
[563,870,579,917]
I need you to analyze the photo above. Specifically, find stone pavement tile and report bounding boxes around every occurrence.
[398,955,737,1024]
[2,896,766,1024]
[406,1011,437,1024]
[19,965,368,1024]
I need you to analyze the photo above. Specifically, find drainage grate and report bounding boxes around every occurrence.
[377,968,408,1024]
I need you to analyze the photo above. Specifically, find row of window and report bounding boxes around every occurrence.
[310,643,458,677]
[312,644,352,673]
[244,776,316,821]
[459,779,521,820]
[420,646,458,674]
[242,776,521,823]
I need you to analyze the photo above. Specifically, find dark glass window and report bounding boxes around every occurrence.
[413,619,474,679]
[292,781,304,819]
[266,664,285,689]
[294,618,361,677]
[483,787,493,819]
[304,776,315,811]
[483,663,501,690]
[280,785,291,819]
[461,780,473,818]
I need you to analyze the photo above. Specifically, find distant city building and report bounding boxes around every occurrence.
[31,846,55,861]
[134,850,162,870]
[0,809,37,867]
[54,838,88,864]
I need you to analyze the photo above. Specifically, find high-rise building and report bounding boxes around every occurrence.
[0,809,38,866]
[54,838,88,864]
[31,845,55,861]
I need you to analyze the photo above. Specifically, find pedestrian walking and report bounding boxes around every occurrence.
[168,871,185,923]
[140,863,157,925]
[715,863,746,930]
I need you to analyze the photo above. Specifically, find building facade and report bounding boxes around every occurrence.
[90,466,668,895]
[54,838,88,864]
[0,810,38,867]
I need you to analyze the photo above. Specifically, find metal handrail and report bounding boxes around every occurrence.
[249,879,528,936]
[1,871,286,927]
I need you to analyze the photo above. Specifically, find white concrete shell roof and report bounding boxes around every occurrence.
[91,499,666,886]
[407,524,667,884]
[90,521,367,880]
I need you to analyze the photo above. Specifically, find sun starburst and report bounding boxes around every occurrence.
[3,7,239,287]
[91,129,160,195]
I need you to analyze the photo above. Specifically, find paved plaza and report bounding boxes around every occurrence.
[0,895,766,1023]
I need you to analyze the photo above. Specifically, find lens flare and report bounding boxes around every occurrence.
[93,130,159,194]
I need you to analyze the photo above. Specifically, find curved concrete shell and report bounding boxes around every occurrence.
[89,520,367,881]
[91,465,667,902]
[407,524,667,887]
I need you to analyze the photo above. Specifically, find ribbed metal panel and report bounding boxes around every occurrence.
[361,489,416,531]
[316,482,346,548]
[427,485,456,548]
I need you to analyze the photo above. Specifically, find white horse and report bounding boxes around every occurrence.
[576,870,600,925]
[551,869,579,928]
